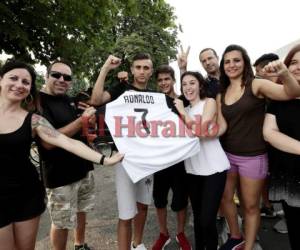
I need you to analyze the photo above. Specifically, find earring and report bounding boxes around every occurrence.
[24,94,34,105]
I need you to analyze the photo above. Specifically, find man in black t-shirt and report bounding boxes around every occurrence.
[254,53,280,220]
[178,46,220,99]
[91,53,153,250]
[39,60,95,250]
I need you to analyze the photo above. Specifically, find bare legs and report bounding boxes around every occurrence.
[221,172,264,250]
[155,207,187,236]
[221,172,241,238]
[0,216,40,250]
[51,212,88,250]
[118,202,148,250]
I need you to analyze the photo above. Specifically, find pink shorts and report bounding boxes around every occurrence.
[226,152,268,180]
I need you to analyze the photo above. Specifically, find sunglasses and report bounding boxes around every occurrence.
[49,71,72,81]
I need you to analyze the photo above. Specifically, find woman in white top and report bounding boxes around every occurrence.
[174,71,230,250]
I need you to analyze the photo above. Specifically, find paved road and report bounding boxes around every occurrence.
[36,166,291,250]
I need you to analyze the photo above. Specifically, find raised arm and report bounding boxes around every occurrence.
[253,60,300,100]
[201,98,218,137]
[32,114,124,165]
[173,98,195,129]
[90,55,122,106]
[177,45,190,76]
[263,113,300,155]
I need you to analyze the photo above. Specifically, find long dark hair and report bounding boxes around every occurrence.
[219,44,254,93]
[180,71,207,100]
[0,59,37,110]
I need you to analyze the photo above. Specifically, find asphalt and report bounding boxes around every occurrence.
[36,165,291,250]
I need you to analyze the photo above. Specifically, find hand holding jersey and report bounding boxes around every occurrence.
[173,98,186,115]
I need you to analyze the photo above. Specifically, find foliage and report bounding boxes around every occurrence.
[35,73,45,91]
[1,0,180,94]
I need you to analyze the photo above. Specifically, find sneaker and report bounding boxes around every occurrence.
[152,233,171,250]
[273,219,288,234]
[219,237,245,250]
[131,242,147,250]
[234,244,245,250]
[176,232,192,250]
[260,206,276,218]
[74,243,92,250]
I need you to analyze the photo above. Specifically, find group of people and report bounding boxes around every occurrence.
[176,44,300,250]
[1,42,300,250]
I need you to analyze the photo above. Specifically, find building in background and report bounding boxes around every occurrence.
[275,38,300,59]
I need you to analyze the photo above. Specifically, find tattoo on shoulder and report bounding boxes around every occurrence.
[32,114,60,138]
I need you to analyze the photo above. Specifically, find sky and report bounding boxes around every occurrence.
[166,0,299,77]
[2,0,299,79]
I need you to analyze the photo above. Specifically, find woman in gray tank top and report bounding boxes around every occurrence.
[216,44,300,250]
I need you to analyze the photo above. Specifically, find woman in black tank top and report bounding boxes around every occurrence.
[0,60,123,249]
[263,44,300,250]
[216,45,300,250]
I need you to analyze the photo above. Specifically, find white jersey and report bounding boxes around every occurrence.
[105,91,200,183]
[184,100,230,175]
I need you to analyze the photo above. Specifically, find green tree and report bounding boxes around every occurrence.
[35,73,45,91]
[1,0,179,93]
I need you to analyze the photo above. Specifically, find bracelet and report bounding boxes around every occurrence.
[99,155,106,165]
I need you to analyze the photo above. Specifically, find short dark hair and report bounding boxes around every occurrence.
[199,48,218,58]
[253,53,279,67]
[155,65,175,81]
[47,58,73,75]
[180,71,207,100]
[131,53,152,65]
[0,59,37,110]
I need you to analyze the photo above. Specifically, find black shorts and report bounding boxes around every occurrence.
[153,162,188,211]
[0,183,46,228]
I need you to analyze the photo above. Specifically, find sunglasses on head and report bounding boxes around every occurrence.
[49,71,72,81]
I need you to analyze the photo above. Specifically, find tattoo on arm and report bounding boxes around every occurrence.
[32,114,60,138]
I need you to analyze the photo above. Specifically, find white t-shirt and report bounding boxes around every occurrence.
[184,99,230,176]
[105,91,200,183]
